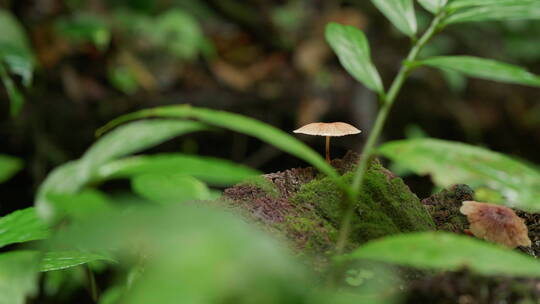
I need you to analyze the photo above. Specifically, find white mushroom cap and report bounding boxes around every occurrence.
[293,122,361,137]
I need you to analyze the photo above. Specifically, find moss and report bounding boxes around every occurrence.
[291,160,435,245]
[282,214,338,253]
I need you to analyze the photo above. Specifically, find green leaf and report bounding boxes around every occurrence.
[418,0,448,13]
[349,232,540,278]
[0,154,23,183]
[40,251,115,272]
[447,0,537,10]
[0,208,50,248]
[96,105,341,186]
[36,120,207,222]
[445,3,540,24]
[97,153,260,186]
[0,10,35,116]
[325,23,384,94]
[378,138,540,211]
[55,13,111,50]
[36,161,83,220]
[132,173,211,204]
[45,190,114,221]
[99,286,124,304]
[0,62,25,116]
[371,0,417,37]
[154,9,205,60]
[0,10,30,49]
[80,119,207,182]
[0,251,40,304]
[108,63,139,94]
[417,56,540,87]
[45,204,315,304]
[0,9,34,85]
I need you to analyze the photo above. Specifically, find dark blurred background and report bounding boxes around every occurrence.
[1,0,539,215]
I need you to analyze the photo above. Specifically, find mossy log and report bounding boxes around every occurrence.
[223,152,435,258]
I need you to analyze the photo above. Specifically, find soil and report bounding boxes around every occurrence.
[221,151,540,303]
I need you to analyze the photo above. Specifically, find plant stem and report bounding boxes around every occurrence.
[334,12,446,256]
[85,265,99,302]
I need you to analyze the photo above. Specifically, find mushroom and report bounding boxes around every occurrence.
[293,122,361,162]
[460,201,531,248]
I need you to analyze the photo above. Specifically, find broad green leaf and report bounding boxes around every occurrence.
[45,204,314,304]
[0,154,23,183]
[37,120,207,221]
[80,119,207,182]
[40,251,115,272]
[325,23,383,94]
[96,105,340,185]
[447,0,537,10]
[0,10,30,49]
[97,153,260,186]
[445,3,540,24]
[132,173,211,204]
[418,0,448,13]
[36,161,84,221]
[0,251,40,304]
[371,0,417,37]
[45,190,114,221]
[378,138,540,211]
[0,208,50,248]
[417,56,540,87]
[349,232,540,278]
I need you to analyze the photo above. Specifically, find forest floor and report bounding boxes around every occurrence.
[223,151,540,303]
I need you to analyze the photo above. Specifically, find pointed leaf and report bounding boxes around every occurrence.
[418,0,448,13]
[0,10,34,116]
[37,120,207,222]
[96,105,340,185]
[325,23,383,93]
[40,251,116,272]
[371,0,417,37]
[0,208,50,248]
[0,9,34,85]
[448,0,537,10]
[445,3,540,24]
[349,232,540,278]
[97,153,260,186]
[80,119,207,183]
[132,173,211,204]
[417,56,540,87]
[378,138,540,211]
[0,154,23,183]
[0,251,40,304]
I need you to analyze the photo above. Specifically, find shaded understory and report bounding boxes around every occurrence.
[223,152,540,303]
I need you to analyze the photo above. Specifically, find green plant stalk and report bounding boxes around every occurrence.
[334,12,446,256]
[85,265,99,302]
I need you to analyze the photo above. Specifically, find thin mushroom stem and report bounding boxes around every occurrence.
[325,136,330,162]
